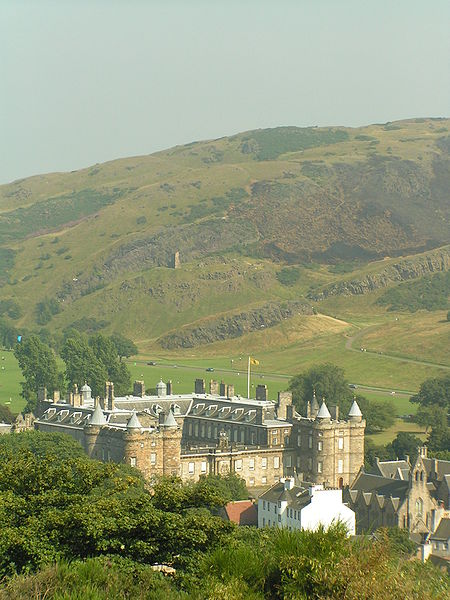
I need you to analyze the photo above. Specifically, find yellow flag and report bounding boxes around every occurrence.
[250,357,259,366]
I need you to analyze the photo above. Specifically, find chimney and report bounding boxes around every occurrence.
[133,380,145,397]
[283,477,295,491]
[219,381,226,396]
[105,381,115,411]
[277,391,292,420]
[53,390,60,403]
[226,384,235,398]
[195,378,205,394]
[306,400,311,418]
[166,380,172,395]
[209,380,219,395]
[256,384,268,402]
[330,405,339,421]
[72,384,81,408]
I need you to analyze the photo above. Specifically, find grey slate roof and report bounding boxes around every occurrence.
[161,410,177,428]
[126,411,142,429]
[348,400,362,418]
[375,460,410,479]
[90,404,107,426]
[431,518,450,541]
[351,472,409,500]
[259,482,312,510]
[317,401,331,419]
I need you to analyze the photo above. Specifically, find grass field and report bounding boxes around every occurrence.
[0,351,24,413]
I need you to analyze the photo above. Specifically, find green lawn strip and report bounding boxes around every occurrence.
[367,419,427,446]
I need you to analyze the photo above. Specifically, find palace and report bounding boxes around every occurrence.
[33,377,365,489]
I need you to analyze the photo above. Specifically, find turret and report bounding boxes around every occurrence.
[316,400,331,421]
[156,379,167,397]
[348,399,363,422]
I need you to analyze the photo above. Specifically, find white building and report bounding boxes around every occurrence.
[257,477,355,536]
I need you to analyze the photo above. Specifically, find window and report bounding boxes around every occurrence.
[151,453,156,465]
[263,500,266,510]
[194,423,199,436]
[338,436,344,450]
[317,441,323,451]
[235,459,243,471]
[201,461,207,474]
[233,429,238,442]
[249,477,255,486]
[272,437,278,445]
[285,455,292,467]
[263,518,265,526]
[338,459,344,474]
[262,457,267,469]
[275,505,277,514]
[130,457,136,467]
[278,515,281,522]
[274,456,280,469]
[297,456,301,468]
[308,436,313,449]
[308,458,313,470]
[415,498,423,517]
[317,461,323,473]
[249,458,255,471]
[262,476,267,484]
[297,434,302,447]
[188,462,195,474]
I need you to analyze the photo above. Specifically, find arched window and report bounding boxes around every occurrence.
[415,498,423,517]
[420,471,424,481]
[415,472,419,481]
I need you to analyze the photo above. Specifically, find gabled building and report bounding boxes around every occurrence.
[344,448,449,535]
[257,477,355,535]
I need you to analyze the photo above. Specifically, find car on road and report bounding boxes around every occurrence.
[147,361,156,366]
[349,384,358,389]
[206,367,215,372]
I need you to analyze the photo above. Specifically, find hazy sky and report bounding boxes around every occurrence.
[1,0,449,184]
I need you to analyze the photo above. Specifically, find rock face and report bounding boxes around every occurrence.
[307,247,450,301]
[158,301,313,349]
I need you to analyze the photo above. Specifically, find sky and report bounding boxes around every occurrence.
[1,0,449,184]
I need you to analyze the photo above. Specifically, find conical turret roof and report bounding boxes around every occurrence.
[89,403,107,426]
[316,400,331,419]
[126,411,142,429]
[161,409,178,428]
[348,399,362,418]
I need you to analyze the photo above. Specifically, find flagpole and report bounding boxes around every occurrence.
[247,355,250,399]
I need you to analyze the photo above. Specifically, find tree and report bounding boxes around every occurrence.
[61,336,108,398]
[411,374,450,411]
[14,335,62,411]
[386,432,423,460]
[357,397,396,434]
[89,334,131,395]
[288,363,353,415]
[0,405,14,424]
[110,333,138,360]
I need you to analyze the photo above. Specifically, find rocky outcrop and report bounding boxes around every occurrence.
[307,248,450,301]
[158,301,313,349]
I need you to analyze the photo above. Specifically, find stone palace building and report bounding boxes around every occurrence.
[33,377,365,489]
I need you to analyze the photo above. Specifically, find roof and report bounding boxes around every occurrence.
[126,411,142,429]
[317,401,331,419]
[375,460,410,480]
[348,400,362,418]
[90,404,107,426]
[161,410,177,428]
[259,481,311,510]
[351,472,409,501]
[224,501,258,526]
[431,518,450,541]
[423,457,450,480]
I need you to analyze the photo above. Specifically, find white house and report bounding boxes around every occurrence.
[257,477,355,536]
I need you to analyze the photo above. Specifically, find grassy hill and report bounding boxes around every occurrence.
[0,118,449,391]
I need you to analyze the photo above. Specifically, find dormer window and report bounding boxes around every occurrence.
[193,403,205,415]
[57,409,69,422]
[218,407,231,419]
[245,409,256,422]
[151,403,163,415]
[70,411,82,424]
[171,403,181,415]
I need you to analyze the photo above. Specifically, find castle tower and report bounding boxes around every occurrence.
[160,410,182,476]
[83,404,107,459]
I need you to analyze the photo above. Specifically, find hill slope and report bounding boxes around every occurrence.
[0,118,449,362]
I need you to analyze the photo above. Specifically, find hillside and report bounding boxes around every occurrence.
[0,118,449,371]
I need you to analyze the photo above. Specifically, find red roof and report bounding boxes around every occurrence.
[224,501,258,526]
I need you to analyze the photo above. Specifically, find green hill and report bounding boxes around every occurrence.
[0,118,449,375]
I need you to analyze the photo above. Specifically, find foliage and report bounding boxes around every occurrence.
[61,335,108,398]
[411,373,450,411]
[35,297,61,325]
[0,189,122,243]
[0,430,86,461]
[0,317,18,349]
[364,438,395,471]
[89,334,131,395]
[13,335,62,410]
[377,271,450,312]
[386,432,423,460]
[357,397,396,434]
[276,266,301,286]
[243,126,349,160]
[411,373,449,453]
[0,299,21,320]
[0,404,14,424]
[110,333,138,360]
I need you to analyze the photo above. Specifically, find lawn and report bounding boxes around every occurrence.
[0,351,25,413]
[367,419,427,446]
